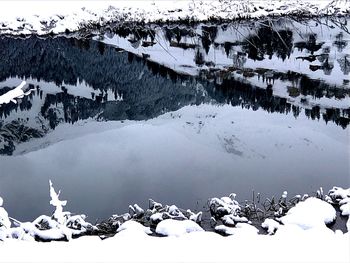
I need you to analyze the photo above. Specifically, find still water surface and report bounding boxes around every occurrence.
[0,17,349,221]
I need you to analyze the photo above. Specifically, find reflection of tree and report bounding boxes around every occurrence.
[163,26,194,44]
[0,87,33,119]
[230,53,247,68]
[333,32,348,52]
[294,34,324,55]
[338,55,350,75]
[322,59,334,75]
[194,48,205,66]
[242,25,293,61]
[201,25,218,54]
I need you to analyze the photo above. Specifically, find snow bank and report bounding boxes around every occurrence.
[0,221,349,263]
[0,0,349,36]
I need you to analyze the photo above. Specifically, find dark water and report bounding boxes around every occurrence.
[0,18,349,222]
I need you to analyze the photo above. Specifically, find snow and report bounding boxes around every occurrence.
[0,1,349,36]
[328,187,350,231]
[49,180,68,225]
[279,197,336,230]
[150,212,164,223]
[1,185,350,262]
[261,218,281,235]
[155,219,204,237]
[0,219,348,263]
[117,220,152,235]
[329,187,350,201]
[215,223,259,236]
[0,81,34,106]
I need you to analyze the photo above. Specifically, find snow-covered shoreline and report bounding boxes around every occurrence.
[0,181,349,263]
[0,0,349,36]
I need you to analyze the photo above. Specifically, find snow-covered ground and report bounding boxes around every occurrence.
[0,183,349,263]
[0,224,348,263]
[0,0,349,35]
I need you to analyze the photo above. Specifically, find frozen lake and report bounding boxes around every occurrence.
[0,17,349,222]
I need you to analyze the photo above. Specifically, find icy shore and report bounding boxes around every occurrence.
[0,0,349,36]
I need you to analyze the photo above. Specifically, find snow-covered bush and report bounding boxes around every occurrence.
[0,196,11,241]
[209,193,248,228]
[328,187,350,231]
[97,199,203,237]
[1,181,95,242]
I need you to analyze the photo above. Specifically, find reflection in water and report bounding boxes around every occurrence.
[0,37,204,154]
[98,17,350,120]
[0,28,349,155]
[0,19,349,221]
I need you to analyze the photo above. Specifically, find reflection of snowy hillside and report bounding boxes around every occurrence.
[96,18,350,87]
[0,31,349,155]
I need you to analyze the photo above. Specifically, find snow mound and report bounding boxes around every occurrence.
[117,220,152,235]
[280,197,336,229]
[155,219,203,237]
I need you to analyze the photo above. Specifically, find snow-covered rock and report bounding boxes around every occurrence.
[261,218,281,235]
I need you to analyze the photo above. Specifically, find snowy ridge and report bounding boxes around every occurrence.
[0,0,349,36]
